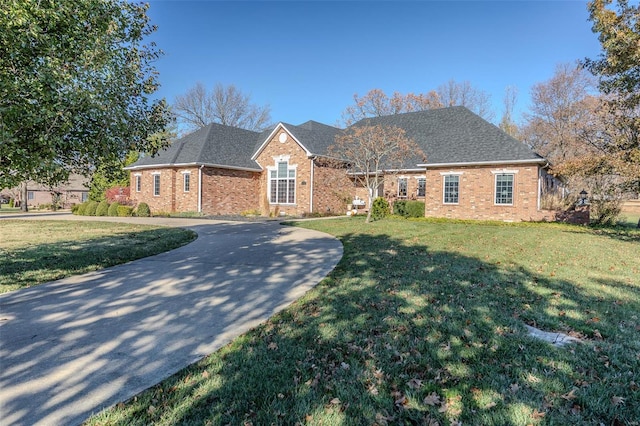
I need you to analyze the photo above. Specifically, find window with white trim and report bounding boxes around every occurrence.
[269,160,295,204]
[495,173,514,205]
[443,175,459,204]
[398,178,408,198]
[153,174,160,196]
[183,172,190,192]
[27,191,34,200]
[135,175,141,192]
[417,178,426,197]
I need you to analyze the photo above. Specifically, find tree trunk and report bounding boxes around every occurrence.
[637,218,640,229]
[20,181,28,212]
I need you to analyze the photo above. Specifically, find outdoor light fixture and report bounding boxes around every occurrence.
[579,189,588,205]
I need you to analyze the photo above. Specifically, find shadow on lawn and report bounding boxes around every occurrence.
[109,230,639,425]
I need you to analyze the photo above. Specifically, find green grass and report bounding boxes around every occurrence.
[80,218,638,425]
[0,207,23,214]
[619,213,640,228]
[0,220,196,293]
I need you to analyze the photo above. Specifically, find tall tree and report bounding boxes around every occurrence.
[499,86,519,137]
[436,80,494,121]
[340,89,442,126]
[330,125,422,223]
[582,0,640,198]
[0,0,171,191]
[173,82,272,132]
[521,64,597,164]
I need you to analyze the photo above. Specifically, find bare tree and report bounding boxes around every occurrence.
[499,86,519,137]
[340,89,442,126]
[436,80,494,121]
[173,82,272,132]
[330,125,422,223]
[521,64,597,164]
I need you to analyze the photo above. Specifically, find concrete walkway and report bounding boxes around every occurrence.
[0,214,343,426]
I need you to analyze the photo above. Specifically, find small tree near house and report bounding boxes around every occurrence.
[331,125,423,223]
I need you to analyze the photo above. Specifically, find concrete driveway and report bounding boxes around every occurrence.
[0,215,343,425]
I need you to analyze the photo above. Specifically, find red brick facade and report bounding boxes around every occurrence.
[418,164,546,222]
[201,168,260,215]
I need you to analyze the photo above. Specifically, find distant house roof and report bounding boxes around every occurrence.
[126,107,545,172]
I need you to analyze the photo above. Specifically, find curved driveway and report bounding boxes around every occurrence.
[0,215,343,426]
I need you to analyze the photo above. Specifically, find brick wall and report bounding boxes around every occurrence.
[255,128,313,216]
[130,167,198,214]
[201,167,260,215]
[421,164,546,222]
[312,160,355,214]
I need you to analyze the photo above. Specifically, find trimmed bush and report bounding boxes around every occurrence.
[107,202,121,216]
[84,200,99,216]
[71,203,80,214]
[117,205,134,217]
[75,202,87,215]
[136,202,151,217]
[371,197,390,221]
[405,201,425,218]
[394,200,407,216]
[96,200,110,216]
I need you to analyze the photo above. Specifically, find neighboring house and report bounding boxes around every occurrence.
[0,174,89,209]
[126,106,555,222]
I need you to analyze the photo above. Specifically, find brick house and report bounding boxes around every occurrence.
[126,106,555,221]
[1,174,89,209]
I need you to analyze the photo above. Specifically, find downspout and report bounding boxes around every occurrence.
[537,167,542,210]
[198,165,204,213]
[309,158,314,213]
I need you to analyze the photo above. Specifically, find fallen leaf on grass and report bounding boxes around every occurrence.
[510,383,520,393]
[330,397,341,405]
[423,392,441,406]
[532,409,546,419]
[561,389,577,401]
[611,396,625,406]
[407,378,423,389]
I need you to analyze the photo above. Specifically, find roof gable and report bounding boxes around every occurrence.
[251,121,343,161]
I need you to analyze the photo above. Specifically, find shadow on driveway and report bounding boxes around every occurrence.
[0,219,343,425]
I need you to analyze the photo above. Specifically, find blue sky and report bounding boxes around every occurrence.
[146,1,602,127]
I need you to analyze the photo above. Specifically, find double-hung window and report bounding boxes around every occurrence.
[153,174,160,196]
[417,178,426,197]
[398,178,408,198]
[183,172,190,192]
[443,175,459,204]
[269,161,295,204]
[135,175,141,192]
[495,174,514,205]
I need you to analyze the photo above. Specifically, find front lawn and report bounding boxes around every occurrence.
[0,220,197,293]
[88,217,639,425]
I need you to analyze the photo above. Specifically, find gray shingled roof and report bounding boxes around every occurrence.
[127,107,544,172]
[354,106,544,167]
[126,123,262,171]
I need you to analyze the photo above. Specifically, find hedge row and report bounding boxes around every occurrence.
[72,201,151,217]
[393,200,425,218]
